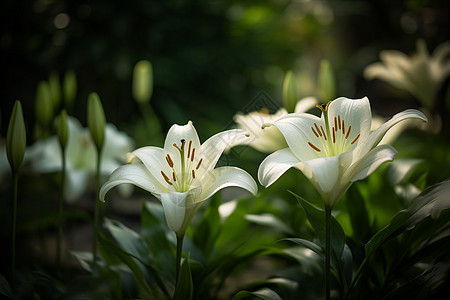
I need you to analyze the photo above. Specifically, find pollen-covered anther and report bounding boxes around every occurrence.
[345,126,351,139]
[351,134,360,144]
[311,126,319,137]
[308,142,321,152]
[166,154,174,168]
[190,148,195,162]
[187,140,192,159]
[161,171,173,185]
[192,170,195,179]
[196,158,203,170]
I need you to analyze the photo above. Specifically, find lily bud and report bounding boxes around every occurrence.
[49,72,62,111]
[87,92,106,150]
[35,80,54,128]
[63,70,77,109]
[318,60,336,103]
[7,101,27,172]
[57,109,69,149]
[132,60,153,104]
[283,70,298,113]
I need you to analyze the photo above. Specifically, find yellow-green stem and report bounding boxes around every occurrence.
[93,146,102,265]
[57,149,66,269]
[11,170,18,283]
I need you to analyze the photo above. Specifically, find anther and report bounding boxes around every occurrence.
[342,120,345,135]
[172,172,176,182]
[187,140,192,158]
[308,142,321,152]
[345,126,351,139]
[166,154,174,168]
[191,148,195,162]
[196,158,203,170]
[314,123,322,137]
[338,115,341,130]
[192,170,196,179]
[351,134,360,144]
[334,117,337,130]
[332,128,336,143]
[161,171,173,185]
[311,127,319,138]
[320,126,327,140]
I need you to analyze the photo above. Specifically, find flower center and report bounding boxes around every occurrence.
[307,102,360,157]
[160,139,203,192]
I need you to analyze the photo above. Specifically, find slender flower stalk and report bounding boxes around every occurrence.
[56,110,68,269]
[100,121,257,281]
[325,207,331,299]
[87,93,106,264]
[6,101,26,282]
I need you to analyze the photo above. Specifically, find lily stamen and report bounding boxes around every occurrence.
[345,126,351,139]
[351,134,360,144]
[312,127,319,137]
[196,158,203,170]
[161,171,173,185]
[308,142,321,152]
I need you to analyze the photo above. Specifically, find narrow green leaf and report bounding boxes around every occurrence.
[283,238,323,258]
[0,274,15,299]
[366,180,450,257]
[289,191,345,259]
[233,288,283,300]
[173,257,193,300]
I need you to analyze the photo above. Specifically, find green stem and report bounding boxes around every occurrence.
[325,207,331,300]
[93,146,102,265]
[11,170,18,283]
[175,234,184,285]
[57,148,66,270]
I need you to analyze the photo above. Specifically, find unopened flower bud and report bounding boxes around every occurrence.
[87,92,106,150]
[7,101,26,172]
[283,71,298,113]
[35,80,54,128]
[132,60,153,104]
[63,70,77,110]
[57,109,68,148]
[318,60,336,103]
[49,72,62,111]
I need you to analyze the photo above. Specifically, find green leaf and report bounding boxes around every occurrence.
[0,274,15,299]
[173,257,193,300]
[289,191,345,259]
[283,238,323,258]
[366,180,450,258]
[141,201,175,278]
[245,213,294,235]
[233,288,283,300]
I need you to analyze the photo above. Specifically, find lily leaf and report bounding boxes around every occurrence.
[289,191,346,261]
[366,180,450,258]
[0,274,15,299]
[173,257,193,300]
[245,213,294,235]
[233,287,283,300]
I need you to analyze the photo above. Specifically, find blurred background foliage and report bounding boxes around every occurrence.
[1,0,448,139]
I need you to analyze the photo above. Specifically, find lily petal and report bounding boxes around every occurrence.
[197,129,249,179]
[301,155,340,195]
[100,164,166,202]
[294,96,318,113]
[327,97,372,146]
[200,166,257,201]
[258,148,301,187]
[129,146,168,187]
[160,187,202,235]
[272,113,323,161]
[355,109,427,160]
[348,144,397,182]
[163,121,201,170]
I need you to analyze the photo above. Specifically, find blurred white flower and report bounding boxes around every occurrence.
[27,116,134,203]
[364,40,450,111]
[234,97,318,153]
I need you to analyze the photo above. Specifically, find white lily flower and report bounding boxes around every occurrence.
[234,97,318,153]
[100,121,257,237]
[27,116,134,202]
[364,39,450,111]
[258,97,427,208]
